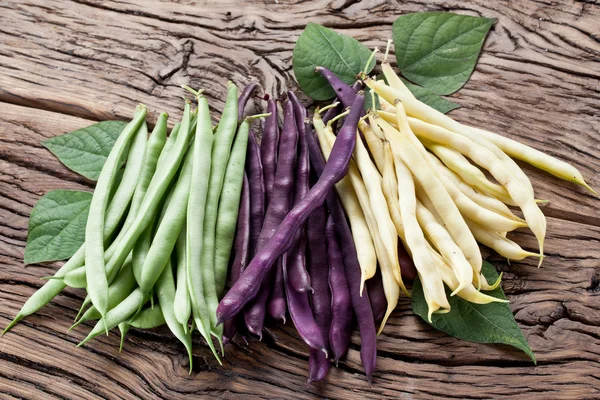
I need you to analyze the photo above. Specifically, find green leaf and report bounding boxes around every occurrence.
[24,190,92,264]
[42,121,128,181]
[412,261,536,363]
[393,12,495,95]
[402,79,460,114]
[293,23,375,101]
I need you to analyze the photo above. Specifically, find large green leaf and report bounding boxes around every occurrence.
[293,23,375,101]
[393,12,495,95]
[412,261,536,363]
[42,121,127,180]
[24,190,92,264]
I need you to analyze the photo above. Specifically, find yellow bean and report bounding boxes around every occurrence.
[470,126,596,194]
[434,159,524,223]
[465,218,541,261]
[364,78,535,196]
[391,147,449,320]
[374,111,484,282]
[351,125,407,293]
[430,247,507,305]
[377,107,546,263]
[425,142,513,203]
[358,120,385,174]
[416,200,473,294]
[425,152,528,232]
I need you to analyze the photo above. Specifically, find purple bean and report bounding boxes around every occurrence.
[326,216,352,364]
[217,94,364,325]
[244,100,298,336]
[223,174,251,345]
[267,259,286,322]
[321,81,363,127]
[246,130,265,257]
[261,99,280,202]
[286,92,312,293]
[283,255,327,354]
[316,67,357,108]
[399,241,417,281]
[305,111,377,384]
[238,83,258,122]
[306,205,331,382]
[308,348,329,384]
[366,268,387,323]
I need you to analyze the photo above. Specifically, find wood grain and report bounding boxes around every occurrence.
[1,0,599,398]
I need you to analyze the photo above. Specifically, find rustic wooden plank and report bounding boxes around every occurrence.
[1,0,600,397]
[1,101,600,398]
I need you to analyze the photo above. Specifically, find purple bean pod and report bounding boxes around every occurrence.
[399,241,417,281]
[315,67,358,108]
[286,91,312,293]
[223,174,251,345]
[244,100,298,336]
[366,268,387,323]
[283,255,327,355]
[217,94,364,325]
[305,108,377,384]
[238,83,258,122]
[267,259,286,322]
[261,99,280,202]
[246,130,265,257]
[326,215,352,364]
[306,205,331,382]
[321,80,362,127]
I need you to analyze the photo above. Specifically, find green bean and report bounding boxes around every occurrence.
[201,82,238,342]
[68,104,194,293]
[86,105,147,330]
[156,259,193,373]
[129,304,166,329]
[77,287,147,347]
[186,94,220,362]
[214,120,249,297]
[70,255,136,330]
[174,223,191,332]
[156,122,180,171]
[139,149,193,293]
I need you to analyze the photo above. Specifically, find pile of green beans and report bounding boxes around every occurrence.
[4,84,258,369]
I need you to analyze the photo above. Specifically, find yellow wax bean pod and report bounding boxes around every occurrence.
[416,200,473,294]
[424,152,528,232]
[364,78,535,197]
[469,126,596,194]
[465,218,542,261]
[373,106,546,264]
[426,142,514,204]
[374,111,484,283]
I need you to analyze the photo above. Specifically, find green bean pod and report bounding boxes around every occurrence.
[214,120,249,297]
[77,288,147,347]
[186,95,220,362]
[70,256,136,329]
[156,259,193,373]
[71,104,193,295]
[174,224,191,331]
[201,82,238,341]
[86,105,147,327]
[129,304,166,329]
[138,148,193,293]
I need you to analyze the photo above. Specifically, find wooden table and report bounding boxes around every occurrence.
[1,1,599,398]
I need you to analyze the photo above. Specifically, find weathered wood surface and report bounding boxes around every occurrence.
[0,0,599,398]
